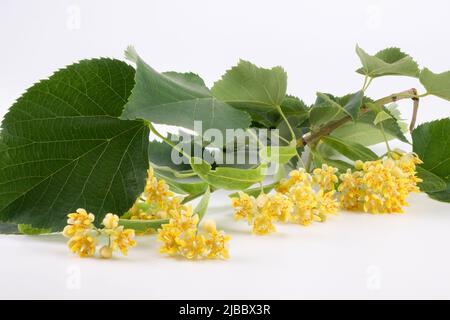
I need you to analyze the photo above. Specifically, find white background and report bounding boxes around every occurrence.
[1,0,450,299]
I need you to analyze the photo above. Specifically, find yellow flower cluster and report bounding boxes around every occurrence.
[231,165,340,234]
[127,168,184,221]
[283,166,339,225]
[231,192,293,235]
[63,209,136,258]
[157,205,230,260]
[338,152,422,213]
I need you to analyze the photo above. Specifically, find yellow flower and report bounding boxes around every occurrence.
[158,207,230,260]
[67,233,97,258]
[127,167,187,222]
[258,193,293,223]
[157,205,199,257]
[252,213,276,235]
[338,169,364,211]
[313,164,339,191]
[231,191,257,223]
[338,153,422,214]
[276,168,311,194]
[158,224,182,256]
[144,168,174,206]
[314,189,339,220]
[63,208,95,237]
[232,192,292,235]
[203,219,231,259]
[111,226,136,255]
[102,213,119,230]
[288,182,318,225]
[177,230,208,260]
[169,206,199,231]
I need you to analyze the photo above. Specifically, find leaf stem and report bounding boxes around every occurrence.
[305,150,313,172]
[276,105,296,141]
[362,76,373,91]
[147,122,191,159]
[275,104,306,167]
[379,121,392,153]
[409,92,420,132]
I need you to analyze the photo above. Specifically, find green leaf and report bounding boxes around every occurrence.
[373,110,393,125]
[413,119,450,180]
[0,59,149,231]
[211,59,287,118]
[17,224,52,235]
[356,46,420,78]
[309,91,364,128]
[280,95,309,119]
[419,68,450,101]
[343,90,364,120]
[121,47,251,136]
[321,136,378,161]
[309,93,346,128]
[428,184,450,203]
[412,118,450,201]
[259,145,297,165]
[190,157,264,190]
[415,166,447,193]
[331,105,409,144]
[276,96,309,142]
[193,186,210,222]
[148,140,192,172]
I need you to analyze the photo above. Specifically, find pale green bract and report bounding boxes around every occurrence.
[118,187,211,232]
[190,158,264,190]
[321,136,378,162]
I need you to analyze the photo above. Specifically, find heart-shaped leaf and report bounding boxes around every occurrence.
[420,68,450,101]
[412,118,450,201]
[121,47,251,136]
[211,59,287,117]
[356,46,419,78]
[416,166,447,193]
[0,59,150,231]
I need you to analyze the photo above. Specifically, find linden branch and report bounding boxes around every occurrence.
[300,88,420,146]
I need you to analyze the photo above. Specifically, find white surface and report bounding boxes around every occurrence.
[1,0,450,300]
[1,191,450,300]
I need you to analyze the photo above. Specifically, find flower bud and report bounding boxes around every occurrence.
[100,245,113,259]
[203,219,217,233]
